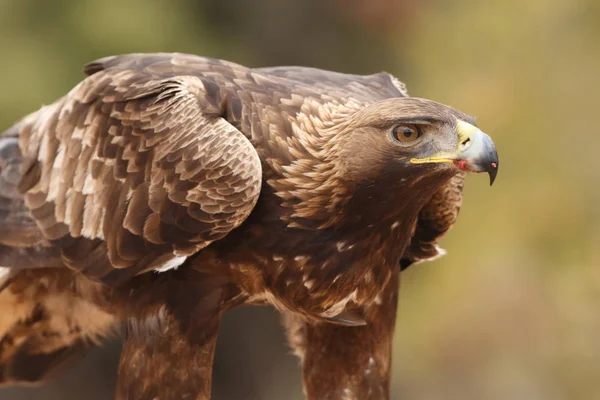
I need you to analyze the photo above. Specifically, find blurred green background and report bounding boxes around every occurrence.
[1,0,599,399]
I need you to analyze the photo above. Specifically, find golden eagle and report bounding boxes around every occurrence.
[0,53,498,399]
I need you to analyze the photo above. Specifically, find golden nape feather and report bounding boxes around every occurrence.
[0,53,497,399]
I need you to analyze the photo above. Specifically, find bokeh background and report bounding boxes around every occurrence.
[0,0,599,399]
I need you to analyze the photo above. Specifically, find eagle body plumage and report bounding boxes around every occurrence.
[0,53,498,399]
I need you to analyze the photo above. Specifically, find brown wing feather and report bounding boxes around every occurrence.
[15,54,262,283]
[401,173,465,269]
[0,133,46,248]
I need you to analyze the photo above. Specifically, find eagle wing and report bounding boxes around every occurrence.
[12,54,262,284]
[401,173,465,269]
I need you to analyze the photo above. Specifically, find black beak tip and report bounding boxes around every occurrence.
[487,161,498,186]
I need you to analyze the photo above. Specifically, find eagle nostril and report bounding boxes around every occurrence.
[460,137,471,150]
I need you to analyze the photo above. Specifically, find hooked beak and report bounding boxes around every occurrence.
[410,120,499,185]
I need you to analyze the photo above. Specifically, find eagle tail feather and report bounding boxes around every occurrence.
[0,269,117,386]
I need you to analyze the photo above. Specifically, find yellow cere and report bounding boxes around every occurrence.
[409,119,478,165]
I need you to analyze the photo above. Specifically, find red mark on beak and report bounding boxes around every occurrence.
[491,162,497,169]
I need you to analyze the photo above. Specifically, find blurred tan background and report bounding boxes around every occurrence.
[0,0,599,399]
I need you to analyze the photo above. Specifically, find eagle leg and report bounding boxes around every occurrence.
[115,270,236,400]
[283,270,400,400]
[116,310,220,400]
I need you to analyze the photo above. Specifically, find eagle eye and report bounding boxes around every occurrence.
[391,125,422,143]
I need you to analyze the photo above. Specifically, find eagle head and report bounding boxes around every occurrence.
[284,96,499,232]
[336,97,498,187]
[277,96,498,230]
